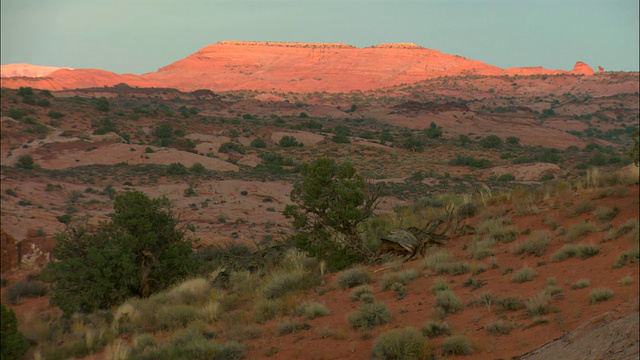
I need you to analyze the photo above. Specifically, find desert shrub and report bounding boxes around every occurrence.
[277,320,310,335]
[525,292,551,316]
[544,285,563,298]
[297,302,331,319]
[250,137,266,148]
[594,185,629,199]
[156,305,198,330]
[429,279,451,294]
[349,285,374,302]
[621,275,633,286]
[278,135,302,148]
[612,247,639,268]
[468,237,497,260]
[166,162,188,175]
[347,302,391,330]
[486,320,517,335]
[511,230,551,257]
[457,202,479,218]
[594,206,619,223]
[498,173,516,182]
[4,279,48,305]
[572,279,591,289]
[219,142,246,154]
[335,267,371,289]
[564,221,596,242]
[380,269,420,291]
[448,155,492,169]
[604,219,639,242]
[471,291,499,309]
[370,327,430,360]
[189,162,206,174]
[498,296,525,311]
[262,268,318,299]
[510,266,537,283]
[251,298,287,323]
[565,200,595,218]
[479,217,518,243]
[441,335,474,356]
[421,250,453,270]
[421,321,451,338]
[435,289,463,315]
[462,277,487,290]
[15,155,35,169]
[551,244,600,262]
[1,304,28,360]
[589,288,614,304]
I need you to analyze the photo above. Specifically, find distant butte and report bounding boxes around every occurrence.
[1,41,597,93]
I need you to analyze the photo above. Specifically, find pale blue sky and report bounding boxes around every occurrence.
[1,0,638,74]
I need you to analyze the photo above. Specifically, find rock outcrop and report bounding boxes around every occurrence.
[570,61,595,75]
[1,230,19,272]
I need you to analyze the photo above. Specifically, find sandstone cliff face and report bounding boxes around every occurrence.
[1,41,591,93]
[0,63,72,78]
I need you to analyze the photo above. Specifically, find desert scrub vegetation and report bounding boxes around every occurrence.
[511,230,551,257]
[296,301,331,319]
[335,267,371,288]
[370,327,431,360]
[478,216,518,243]
[379,269,420,291]
[435,289,464,315]
[347,302,391,330]
[486,320,518,335]
[564,200,595,218]
[603,219,639,242]
[422,321,451,338]
[498,296,525,312]
[589,288,614,304]
[525,292,552,316]
[564,220,596,242]
[612,246,639,268]
[422,251,471,276]
[621,275,633,286]
[441,335,474,356]
[467,237,497,260]
[251,298,289,323]
[349,285,374,302]
[261,267,320,299]
[572,279,591,289]
[550,243,600,262]
[593,206,619,223]
[276,319,311,336]
[429,279,451,294]
[510,266,537,283]
[3,278,48,305]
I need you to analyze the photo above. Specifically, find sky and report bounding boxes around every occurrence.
[1,0,638,75]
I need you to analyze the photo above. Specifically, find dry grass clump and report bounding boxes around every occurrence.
[349,285,374,302]
[551,244,600,262]
[262,268,319,299]
[510,266,537,283]
[511,230,551,257]
[571,279,590,289]
[612,246,639,268]
[467,237,497,260]
[429,279,451,294]
[370,327,431,360]
[276,319,311,336]
[252,298,288,323]
[434,289,464,315]
[296,301,331,319]
[380,269,420,291]
[604,219,639,242]
[498,296,525,311]
[441,335,474,356]
[347,302,392,330]
[593,206,619,223]
[166,278,212,305]
[589,288,614,304]
[565,200,595,218]
[564,220,596,242]
[4,279,48,305]
[421,250,454,270]
[486,320,518,335]
[594,185,630,199]
[479,217,518,243]
[421,321,451,338]
[525,292,551,316]
[335,267,371,289]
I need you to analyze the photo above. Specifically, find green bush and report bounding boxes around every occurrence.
[551,244,600,262]
[564,221,596,242]
[468,237,497,260]
[277,320,310,336]
[252,298,287,323]
[371,327,430,360]
[262,269,318,299]
[498,296,525,311]
[278,135,302,148]
[612,247,639,268]
[250,137,267,148]
[441,335,474,356]
[571,279,590,289]
[219,142,246,154]
[297,302,331,320]
[589,288,614,304]
[166,162,188,175]
[190,162,207,174]
[480,135,503,149]
[486,320,517,335]
[1,304,28,360]
[335,267,371,289]
[380,269,420,291]
[429,279,451,294]
[510,266,537,283]
[15,155,35,169]
[347,302,391,330]
[525,292,551,316]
